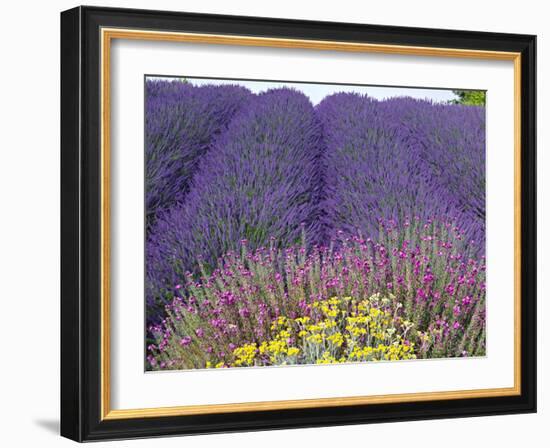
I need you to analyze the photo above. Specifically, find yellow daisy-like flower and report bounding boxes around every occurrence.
[287,347,300,357]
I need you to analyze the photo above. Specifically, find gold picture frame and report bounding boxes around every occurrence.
[61,6,536,441]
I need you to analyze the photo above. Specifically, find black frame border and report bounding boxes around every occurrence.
[61,5,536,442]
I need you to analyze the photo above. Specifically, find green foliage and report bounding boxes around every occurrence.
[451,90,486,106]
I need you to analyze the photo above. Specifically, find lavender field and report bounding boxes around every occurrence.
[145,78,486,371]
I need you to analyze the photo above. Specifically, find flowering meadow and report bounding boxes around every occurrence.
[145,79,486,370]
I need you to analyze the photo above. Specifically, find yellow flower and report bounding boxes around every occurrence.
[295,316,311,325]
[277,330,291,339]
[370,308,381,318]
[287,347,300,356]
[322,319,337,329]
[307,333,323,344]
[316,351,337,364]
[233,343,258,367]
[259,341,268,354]
[327,333,344,347]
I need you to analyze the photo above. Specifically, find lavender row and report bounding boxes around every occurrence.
[317,93,485,252]
[145,80,251,225]
[146,88,325,320]
[382,97,486,248]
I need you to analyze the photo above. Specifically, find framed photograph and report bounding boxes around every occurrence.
[60,6,536,441]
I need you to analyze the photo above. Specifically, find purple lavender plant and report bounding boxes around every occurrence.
[146,88,325,319]
[381,97,486,249]
[316,94,485,255]
[145,80,251,225]
[317,94,455,239]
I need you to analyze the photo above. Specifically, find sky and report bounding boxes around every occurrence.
[147,75,458,104]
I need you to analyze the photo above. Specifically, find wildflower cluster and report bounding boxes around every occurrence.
[225,294,416,368]
[147,220,485,370]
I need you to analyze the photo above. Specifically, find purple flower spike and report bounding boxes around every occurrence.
[179,336,192,346]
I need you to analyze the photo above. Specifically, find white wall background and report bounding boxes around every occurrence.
[0,0,546,446]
